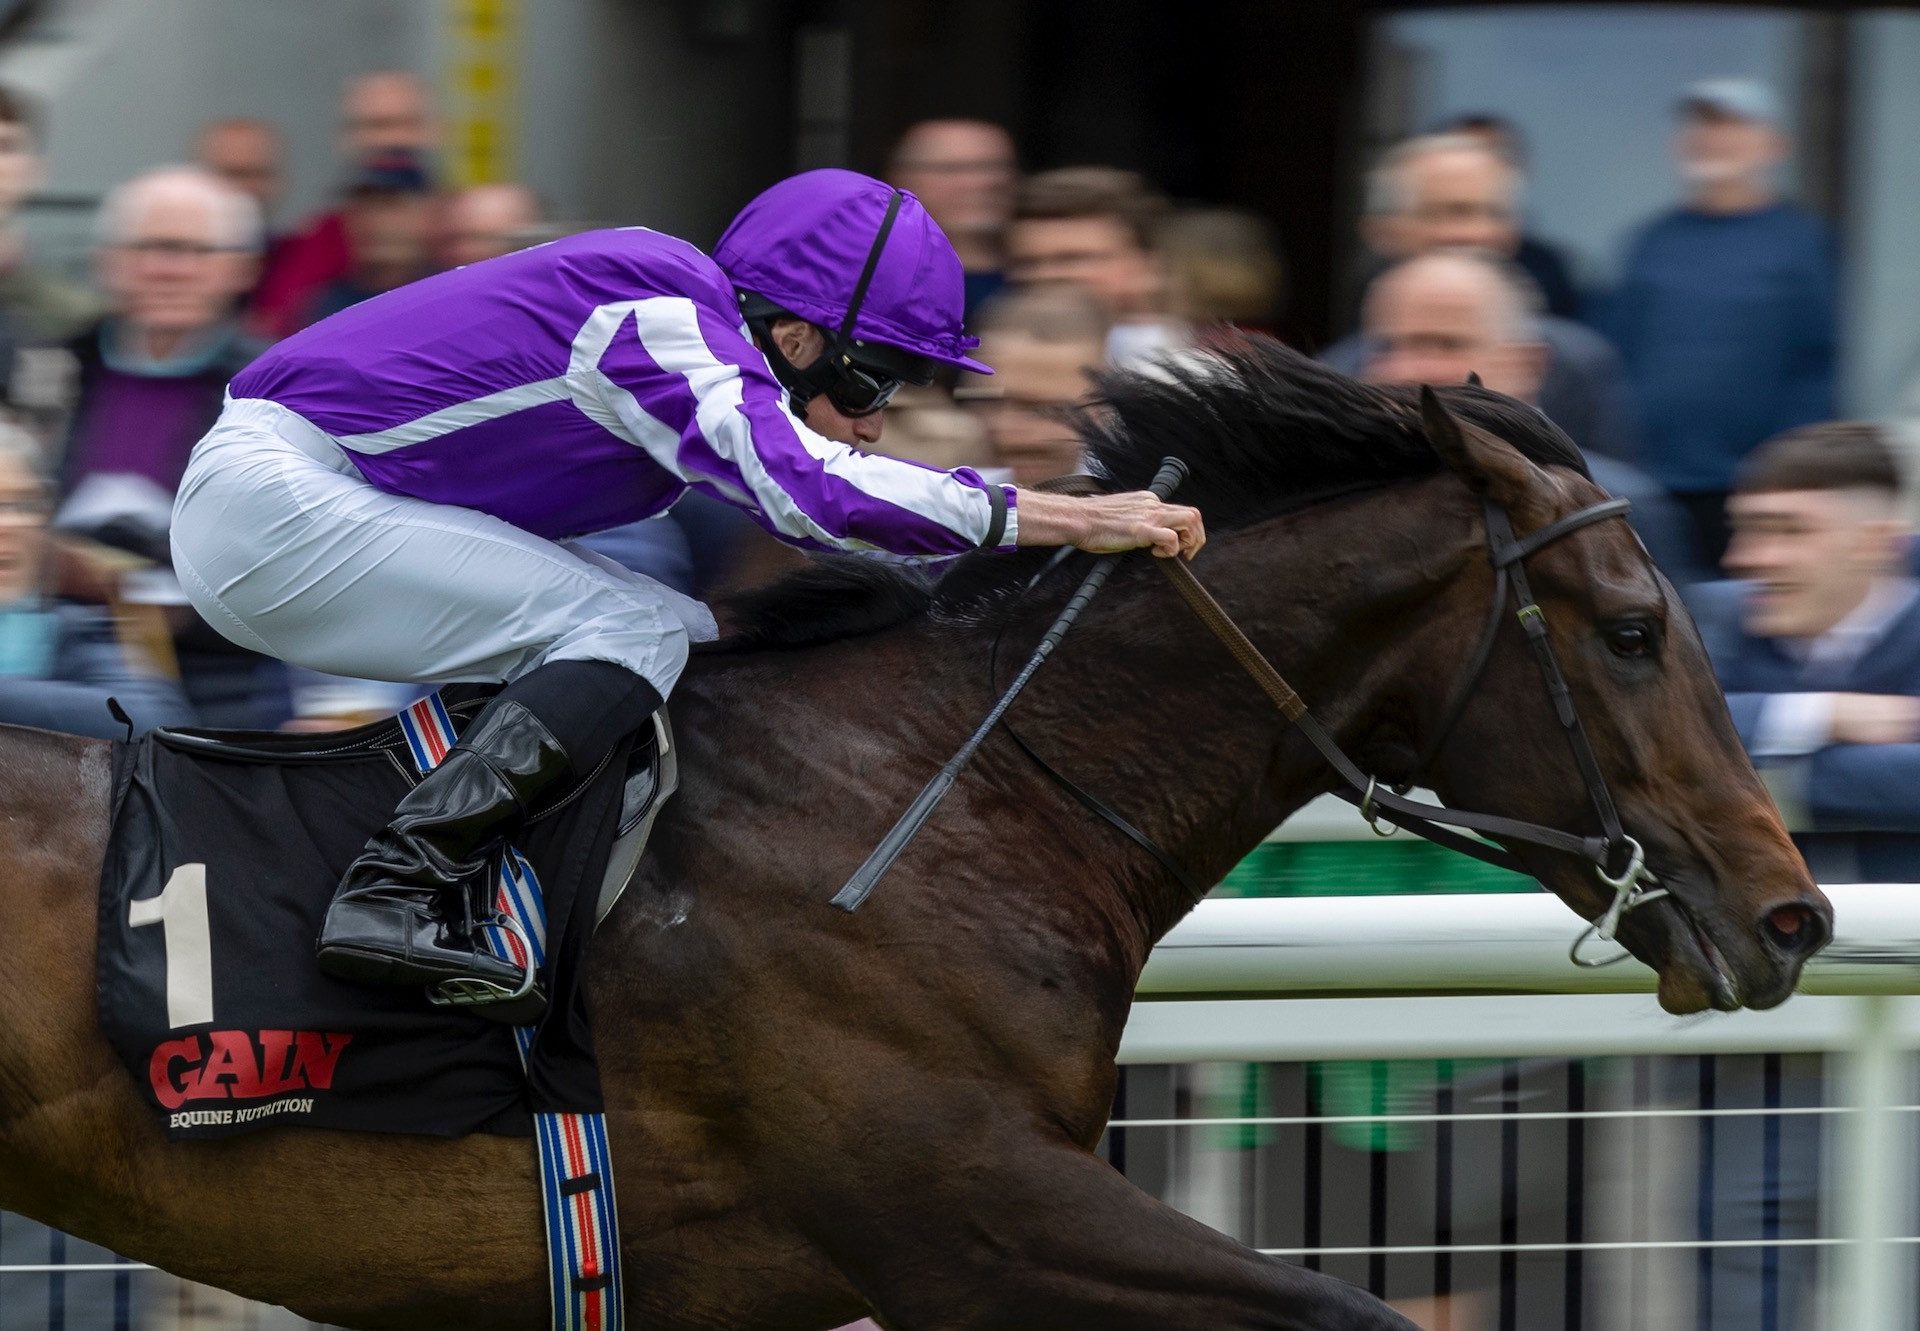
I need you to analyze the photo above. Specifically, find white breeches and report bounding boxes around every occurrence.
[170,398,717,699]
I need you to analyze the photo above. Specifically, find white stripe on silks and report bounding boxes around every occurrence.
[334,377,574,454]
[584,367,760,512]
[574,297,995,555]
[399,692,623,1331]
[776,388,992,544]
[618,298,862,549]
[567,301,645,376]
[627,296,990,554]
[565,300,719,492]
[567,299,768,514]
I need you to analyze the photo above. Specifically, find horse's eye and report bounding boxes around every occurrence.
[1605,623,1655,659]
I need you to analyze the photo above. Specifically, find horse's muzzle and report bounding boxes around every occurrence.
[1619,866,1833,1014]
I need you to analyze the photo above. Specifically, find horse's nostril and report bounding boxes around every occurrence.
[1761,901,1831,959]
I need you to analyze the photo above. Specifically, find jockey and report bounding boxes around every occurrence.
[170,168,1203,1020]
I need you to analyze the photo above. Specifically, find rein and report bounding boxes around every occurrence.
[1008,493,1667,966]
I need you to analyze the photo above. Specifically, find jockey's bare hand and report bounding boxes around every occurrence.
[1013,488,1207,559]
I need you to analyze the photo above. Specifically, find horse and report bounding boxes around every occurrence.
[0,342,1830,1330]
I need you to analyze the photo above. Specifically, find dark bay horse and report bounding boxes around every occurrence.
[0,344,1829,1330]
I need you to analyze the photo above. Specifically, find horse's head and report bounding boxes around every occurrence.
[1411,389,1830,1013]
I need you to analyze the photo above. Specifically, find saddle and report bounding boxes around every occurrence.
[158,685,677,927]
[94,685,676,1141]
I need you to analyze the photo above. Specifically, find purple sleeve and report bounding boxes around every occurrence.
[583,295,1018,559]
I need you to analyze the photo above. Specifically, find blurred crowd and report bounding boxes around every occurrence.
[0,62,1910,1331]
[0,67,1889,819]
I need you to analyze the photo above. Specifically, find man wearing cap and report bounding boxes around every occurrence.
[298,148,436,327]
[170,168,1204,1015]
[250,70,439,339]
[1606,78,1837,565]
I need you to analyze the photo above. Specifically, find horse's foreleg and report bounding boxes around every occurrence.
[837,1142,1416,1331]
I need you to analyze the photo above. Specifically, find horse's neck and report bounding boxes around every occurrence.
[1009,480,1479,951]
[670,480,1476,971]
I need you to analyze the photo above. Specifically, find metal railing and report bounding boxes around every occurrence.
[1115,883,1920,1329]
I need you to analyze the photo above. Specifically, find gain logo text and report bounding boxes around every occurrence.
[148,1029,353,1111]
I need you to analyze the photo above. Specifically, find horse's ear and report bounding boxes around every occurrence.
[1464,371,1483,387]
[1420,384,1542,511]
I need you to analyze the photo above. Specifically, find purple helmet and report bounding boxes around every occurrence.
[714,168,990,377]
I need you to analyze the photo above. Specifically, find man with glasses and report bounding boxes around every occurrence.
[171,167,1204,1017]
[59,165,261,530]
[52,166,269,731]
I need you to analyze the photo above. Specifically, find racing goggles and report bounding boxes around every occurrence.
[815,339,936,418]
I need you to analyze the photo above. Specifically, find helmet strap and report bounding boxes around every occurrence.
[835,188,904,347]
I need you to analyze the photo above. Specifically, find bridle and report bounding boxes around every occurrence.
[1001,490,1669,967]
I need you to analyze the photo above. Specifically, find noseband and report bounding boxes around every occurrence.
[1011,491,1667,967]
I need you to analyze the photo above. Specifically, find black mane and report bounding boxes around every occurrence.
[1077,337,1585,525]
[711,337,1587,653]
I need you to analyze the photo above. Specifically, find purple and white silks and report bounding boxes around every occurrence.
[228,227,1017,557]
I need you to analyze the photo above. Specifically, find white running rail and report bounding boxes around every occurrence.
[1119,884,1920,1329]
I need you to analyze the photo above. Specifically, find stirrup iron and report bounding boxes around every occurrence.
[426,912,539,1010]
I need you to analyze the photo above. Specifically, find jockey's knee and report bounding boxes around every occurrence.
[539,601,691,705]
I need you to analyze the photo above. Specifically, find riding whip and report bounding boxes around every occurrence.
[830,456,1189,912]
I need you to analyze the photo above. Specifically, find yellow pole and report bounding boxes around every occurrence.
[443,0,518,187]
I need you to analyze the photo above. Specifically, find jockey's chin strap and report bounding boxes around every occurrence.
[1005,493,1666,967]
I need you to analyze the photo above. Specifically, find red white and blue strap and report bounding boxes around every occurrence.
[399,694,625,1331]
[535,1108,621,1330]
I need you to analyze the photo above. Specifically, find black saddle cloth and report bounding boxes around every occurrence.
[95,686,637,1141]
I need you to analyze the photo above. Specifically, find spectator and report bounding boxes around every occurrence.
[195,117,288,315]
[1331,135,1642,463]
[1699,423,1920,882]
[962,284,1109,484]
[250,70,437,338]
[0,86,96,350]
[1349,250,1696,581]
[1007,166,1184,368]
[1433,112,1582,320]
[0,424,191,737]
[300,150,436,326]
[0,87,95,428]
[1158,207,1285,339]
[195,117,282,228]
[888,119,1019,323]
[1604,79,1837,567]
[60,166,261,526]
[439,181,542,268]
[1679,422,1913,1331]
[58,166,278,730]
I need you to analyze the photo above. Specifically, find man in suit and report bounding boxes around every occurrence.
[1681,421,1915,1329]
[1700,421,1920,882]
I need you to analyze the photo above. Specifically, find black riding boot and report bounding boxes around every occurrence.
[317,660,662,1024]
[315,700,568,1017]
